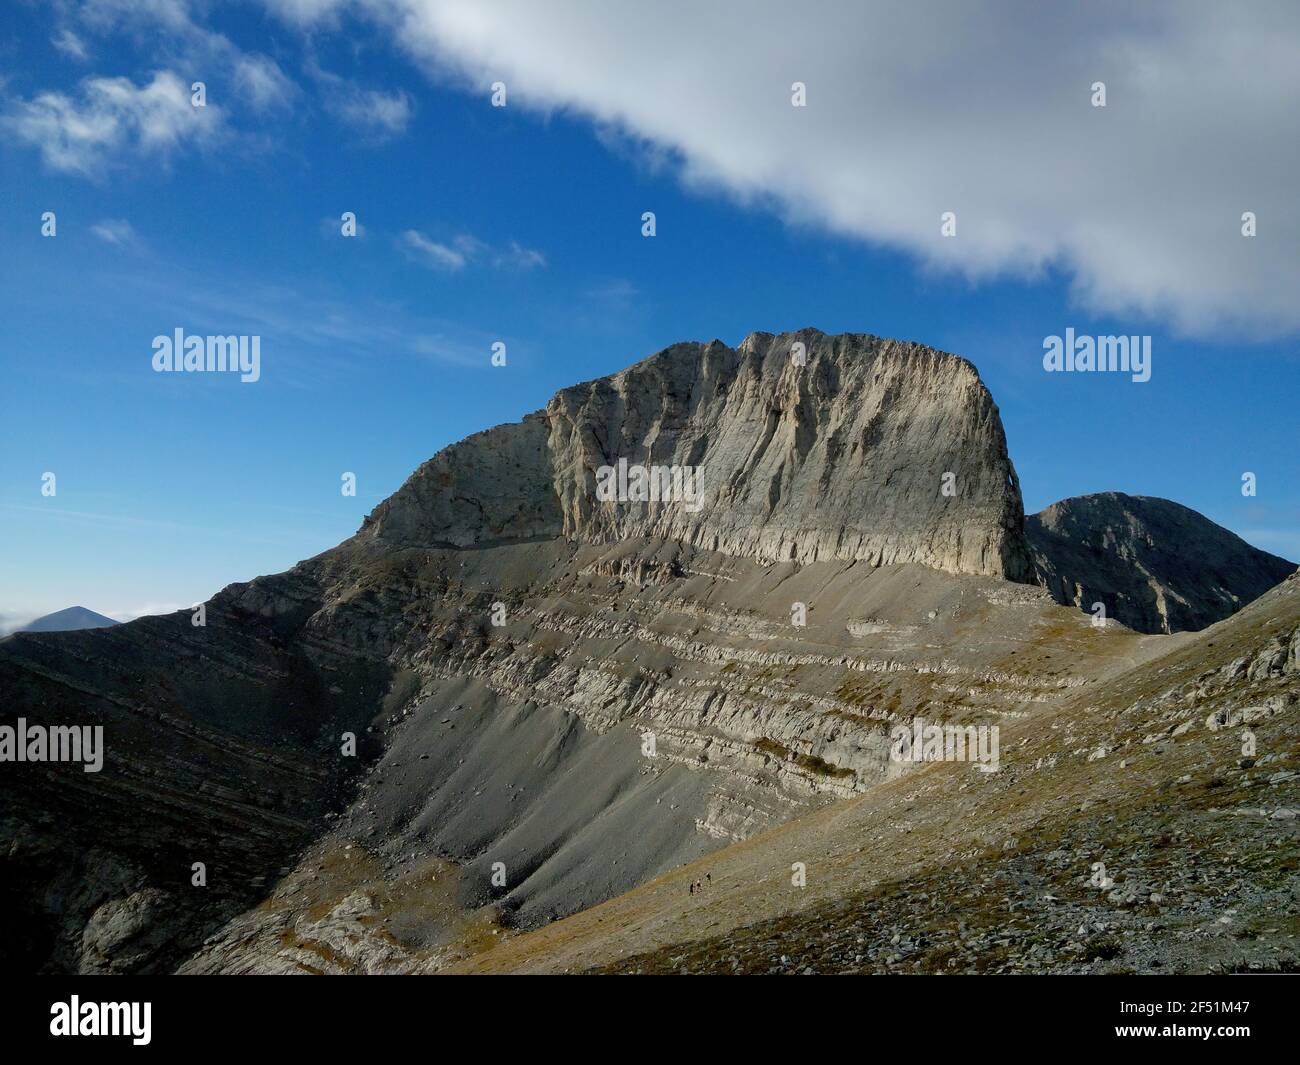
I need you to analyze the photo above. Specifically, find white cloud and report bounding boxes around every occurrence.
[0,612,38,637]
[330,84,412,139]
[109,602,188,622]
[51,2,300,121]
[307,59,412,142]
[52,28,90,61]
[235,55,297,112]
[80,0,194,34]
[6,70,222,175]
[328,0,1300,339]
[402,229,468,270]
[408,332,494,368]
[585,279,638,308]
[114,257,502,374]
[260,0,349,26]
[400,229,546,272]
[495,240,546,271]
[90,218,138,245]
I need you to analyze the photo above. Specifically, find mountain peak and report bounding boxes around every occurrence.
[362,330,1033,580]
[17,606,118,634]
[1028,492,1295,633]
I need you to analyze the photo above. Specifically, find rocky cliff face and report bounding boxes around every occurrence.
[363,330,1036,581]
[1028,492,1295,634]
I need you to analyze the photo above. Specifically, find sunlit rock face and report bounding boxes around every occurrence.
[363,329,1036,582]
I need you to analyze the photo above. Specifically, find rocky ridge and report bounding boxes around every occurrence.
[1028,492,1295,634]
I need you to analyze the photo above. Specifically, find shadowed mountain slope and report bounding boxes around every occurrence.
[1028,492,1295,634]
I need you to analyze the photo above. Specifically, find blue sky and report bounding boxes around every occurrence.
[2,1,1297,627]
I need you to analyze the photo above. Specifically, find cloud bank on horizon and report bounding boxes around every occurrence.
[253,0,1300,340]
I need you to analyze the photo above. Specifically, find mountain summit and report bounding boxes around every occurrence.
[1028,492,1295,633]
[17,606,118,634]
[362,330,1035,581]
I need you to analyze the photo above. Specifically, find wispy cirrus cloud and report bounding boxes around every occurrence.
[103,255,510,376]
[496,240,547,270]
[233,54,298,113]
[401,229,546,272]
[90,218,139,246]
[259,0,349,26]
[5,69,222,175]
[329,83,412,139]
[307,58,412,142]
[402,230,469,270]
[34,1,301,130]
[78,0,196,36]
[52,27,90,61]
[29,2,403,163]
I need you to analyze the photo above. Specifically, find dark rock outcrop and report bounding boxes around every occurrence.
[1028,492,1295,633]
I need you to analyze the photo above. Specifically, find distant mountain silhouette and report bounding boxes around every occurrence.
[18,606,119,633]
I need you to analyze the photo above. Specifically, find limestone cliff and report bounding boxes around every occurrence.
[362,330,1035,581]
